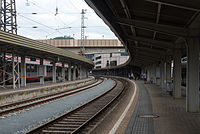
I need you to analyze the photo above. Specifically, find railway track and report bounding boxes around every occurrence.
[0,78,103,117]
[26,78,124,134]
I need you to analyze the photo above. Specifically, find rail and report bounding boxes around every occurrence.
[26,78,124,134]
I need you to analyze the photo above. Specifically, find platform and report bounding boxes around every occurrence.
[126,81,200,134]
[0,77,95,105]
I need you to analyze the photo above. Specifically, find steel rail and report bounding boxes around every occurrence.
[0,78,103,116]
[26,78,125,134]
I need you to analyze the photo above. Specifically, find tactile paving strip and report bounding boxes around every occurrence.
[125,81,155,134]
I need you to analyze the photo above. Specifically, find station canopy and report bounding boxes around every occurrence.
[85,0,200,66]
[0,30,94,68]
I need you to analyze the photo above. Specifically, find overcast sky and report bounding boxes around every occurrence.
[16,0,117,40]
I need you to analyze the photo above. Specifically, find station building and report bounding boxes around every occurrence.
[39,39,129,69]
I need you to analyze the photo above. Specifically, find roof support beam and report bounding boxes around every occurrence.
[134,60,147,66]
[134,52,161,59]
[134,46,166,55]
[126,35,174,49]
[119,0,136,36]
[135,51,161,58]
[134,58,155,65]
[135,55,160,62]
[146,0,200,11]
[134,58,153,64]
[153,3,161,40]
[114,17,188,37]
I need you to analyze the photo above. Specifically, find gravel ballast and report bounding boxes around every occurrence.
[0,78,114,134]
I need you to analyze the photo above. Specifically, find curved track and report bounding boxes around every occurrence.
[0,78,103,117]
[26,78,125,134]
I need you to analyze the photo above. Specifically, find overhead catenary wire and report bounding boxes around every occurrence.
[16,0,116,39]
[18,12,93,15]
[18,14,65,36]
[18,26,107,29]
[26,0,76,32]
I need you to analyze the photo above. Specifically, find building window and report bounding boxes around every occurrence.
[96,66,101,69]
[110,60,117,66]
[96,56,101,60]
[121,52,128,56]
[86,54,94,60]
[106,60,109,67]
[96,61,101,65]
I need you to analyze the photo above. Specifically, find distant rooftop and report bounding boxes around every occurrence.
[53,36,74,40]
[39,39,123,48]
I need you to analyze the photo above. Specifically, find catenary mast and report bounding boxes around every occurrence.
[0,0,17,34]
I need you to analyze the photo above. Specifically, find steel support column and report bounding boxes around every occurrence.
[62,63,65,82]
[77,66,80,79]
[86,69,89,78]
[73,66,76,81]
[21,55,26,87]
[2,53,6,87]
[84,67,87,78]
[44,65,47,77]
[68,63,71,81]
[52,62,56,83]
[39,58,44,84]
[12,53,20,89]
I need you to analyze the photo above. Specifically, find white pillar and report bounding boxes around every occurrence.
[39,59,44,84]
[21,55,26,87]
[86,69,88,78]
[77,66,80,79]
[84,67,87,78]
[147,66,150,82]
[166,60,172,90]
[149,65,152,83]
[68,63,71,81]
[152,64,156,84]
[62,63,65,82]
[173,49,182,98]
[187,38,199,112]
[160,61,165,89]
[73,66,76,81]
[52,62,56,83]
[163,61,167,89]
[80,66,83,79]
[83,67,87,78]
[44,65,47,76]
[156,65,160,85]
[149,64,156,84]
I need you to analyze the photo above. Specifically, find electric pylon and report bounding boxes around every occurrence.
[0,0,17,34]
[80,9,86,55]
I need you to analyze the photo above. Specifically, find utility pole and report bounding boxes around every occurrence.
[80,9,86,56]
[0,0,17,34]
